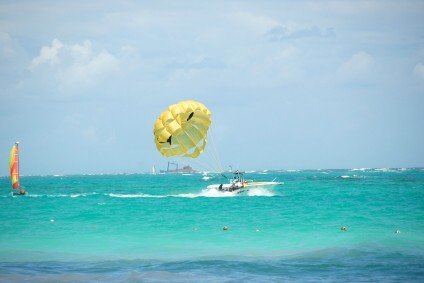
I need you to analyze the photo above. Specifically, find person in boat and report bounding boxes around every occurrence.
[13,188,26,196]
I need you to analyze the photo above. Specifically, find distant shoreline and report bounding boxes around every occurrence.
[1,167,423,178]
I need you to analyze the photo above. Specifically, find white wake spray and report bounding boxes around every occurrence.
[107,193,166,198]
[21,189,276,199]
[246,187,276,197]
[175,188,239,198]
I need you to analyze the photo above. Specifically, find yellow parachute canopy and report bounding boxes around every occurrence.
[153,100,211,158]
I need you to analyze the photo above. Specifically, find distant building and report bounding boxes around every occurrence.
[160,162,196,173]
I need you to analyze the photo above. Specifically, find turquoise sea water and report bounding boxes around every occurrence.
[0,169,423,282]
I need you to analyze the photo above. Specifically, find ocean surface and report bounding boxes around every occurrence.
[0,168,423,282]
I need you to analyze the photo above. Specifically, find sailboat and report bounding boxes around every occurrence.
[9,142,26,195]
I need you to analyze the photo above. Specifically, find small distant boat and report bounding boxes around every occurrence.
[207,171,282,193]
[9,142,26,196]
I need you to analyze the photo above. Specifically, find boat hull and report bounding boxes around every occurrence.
[207,183,242,191]
[207,181,282,192]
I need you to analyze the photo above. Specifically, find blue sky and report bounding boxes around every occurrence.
[0,1,423,175]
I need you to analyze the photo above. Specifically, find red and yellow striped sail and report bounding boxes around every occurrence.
[9,143,19,190]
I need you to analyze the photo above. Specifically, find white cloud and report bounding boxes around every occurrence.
[29,39,121,86]
[339,51,375,80]
[29,39,63,70]
[69,40,93,63]
[414,63,424,80]
[62,46,120,85]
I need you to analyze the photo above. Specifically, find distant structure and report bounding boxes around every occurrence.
[160,161,196,173]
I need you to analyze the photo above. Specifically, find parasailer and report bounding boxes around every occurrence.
[152,100,282,193]
[153,100,211,158]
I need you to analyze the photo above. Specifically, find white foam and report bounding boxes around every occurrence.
[175,188,238,198]
[246,187,275,197]
[41,194,69,198]
[70,194,81,198]
[27,192,97,198]
[350,168,370,171]
[67,192,97,198]
[107,193,165,198]
[340,175,365,179]
[27,194,42,198]
[104,188,278,199]
[54,194,70,197]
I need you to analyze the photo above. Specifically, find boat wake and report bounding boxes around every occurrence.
[176,187,277,198]
[26,192,98,198]
[107,193,166,198]
[9,189,277,199]
[177,188,239,198]
[106,190,241,198]
[246,187,276,197]
[100,188,276,198]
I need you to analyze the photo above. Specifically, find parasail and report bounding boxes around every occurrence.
[153,100,211,158]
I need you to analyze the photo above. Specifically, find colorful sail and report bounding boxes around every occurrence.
[9,142,19,189]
